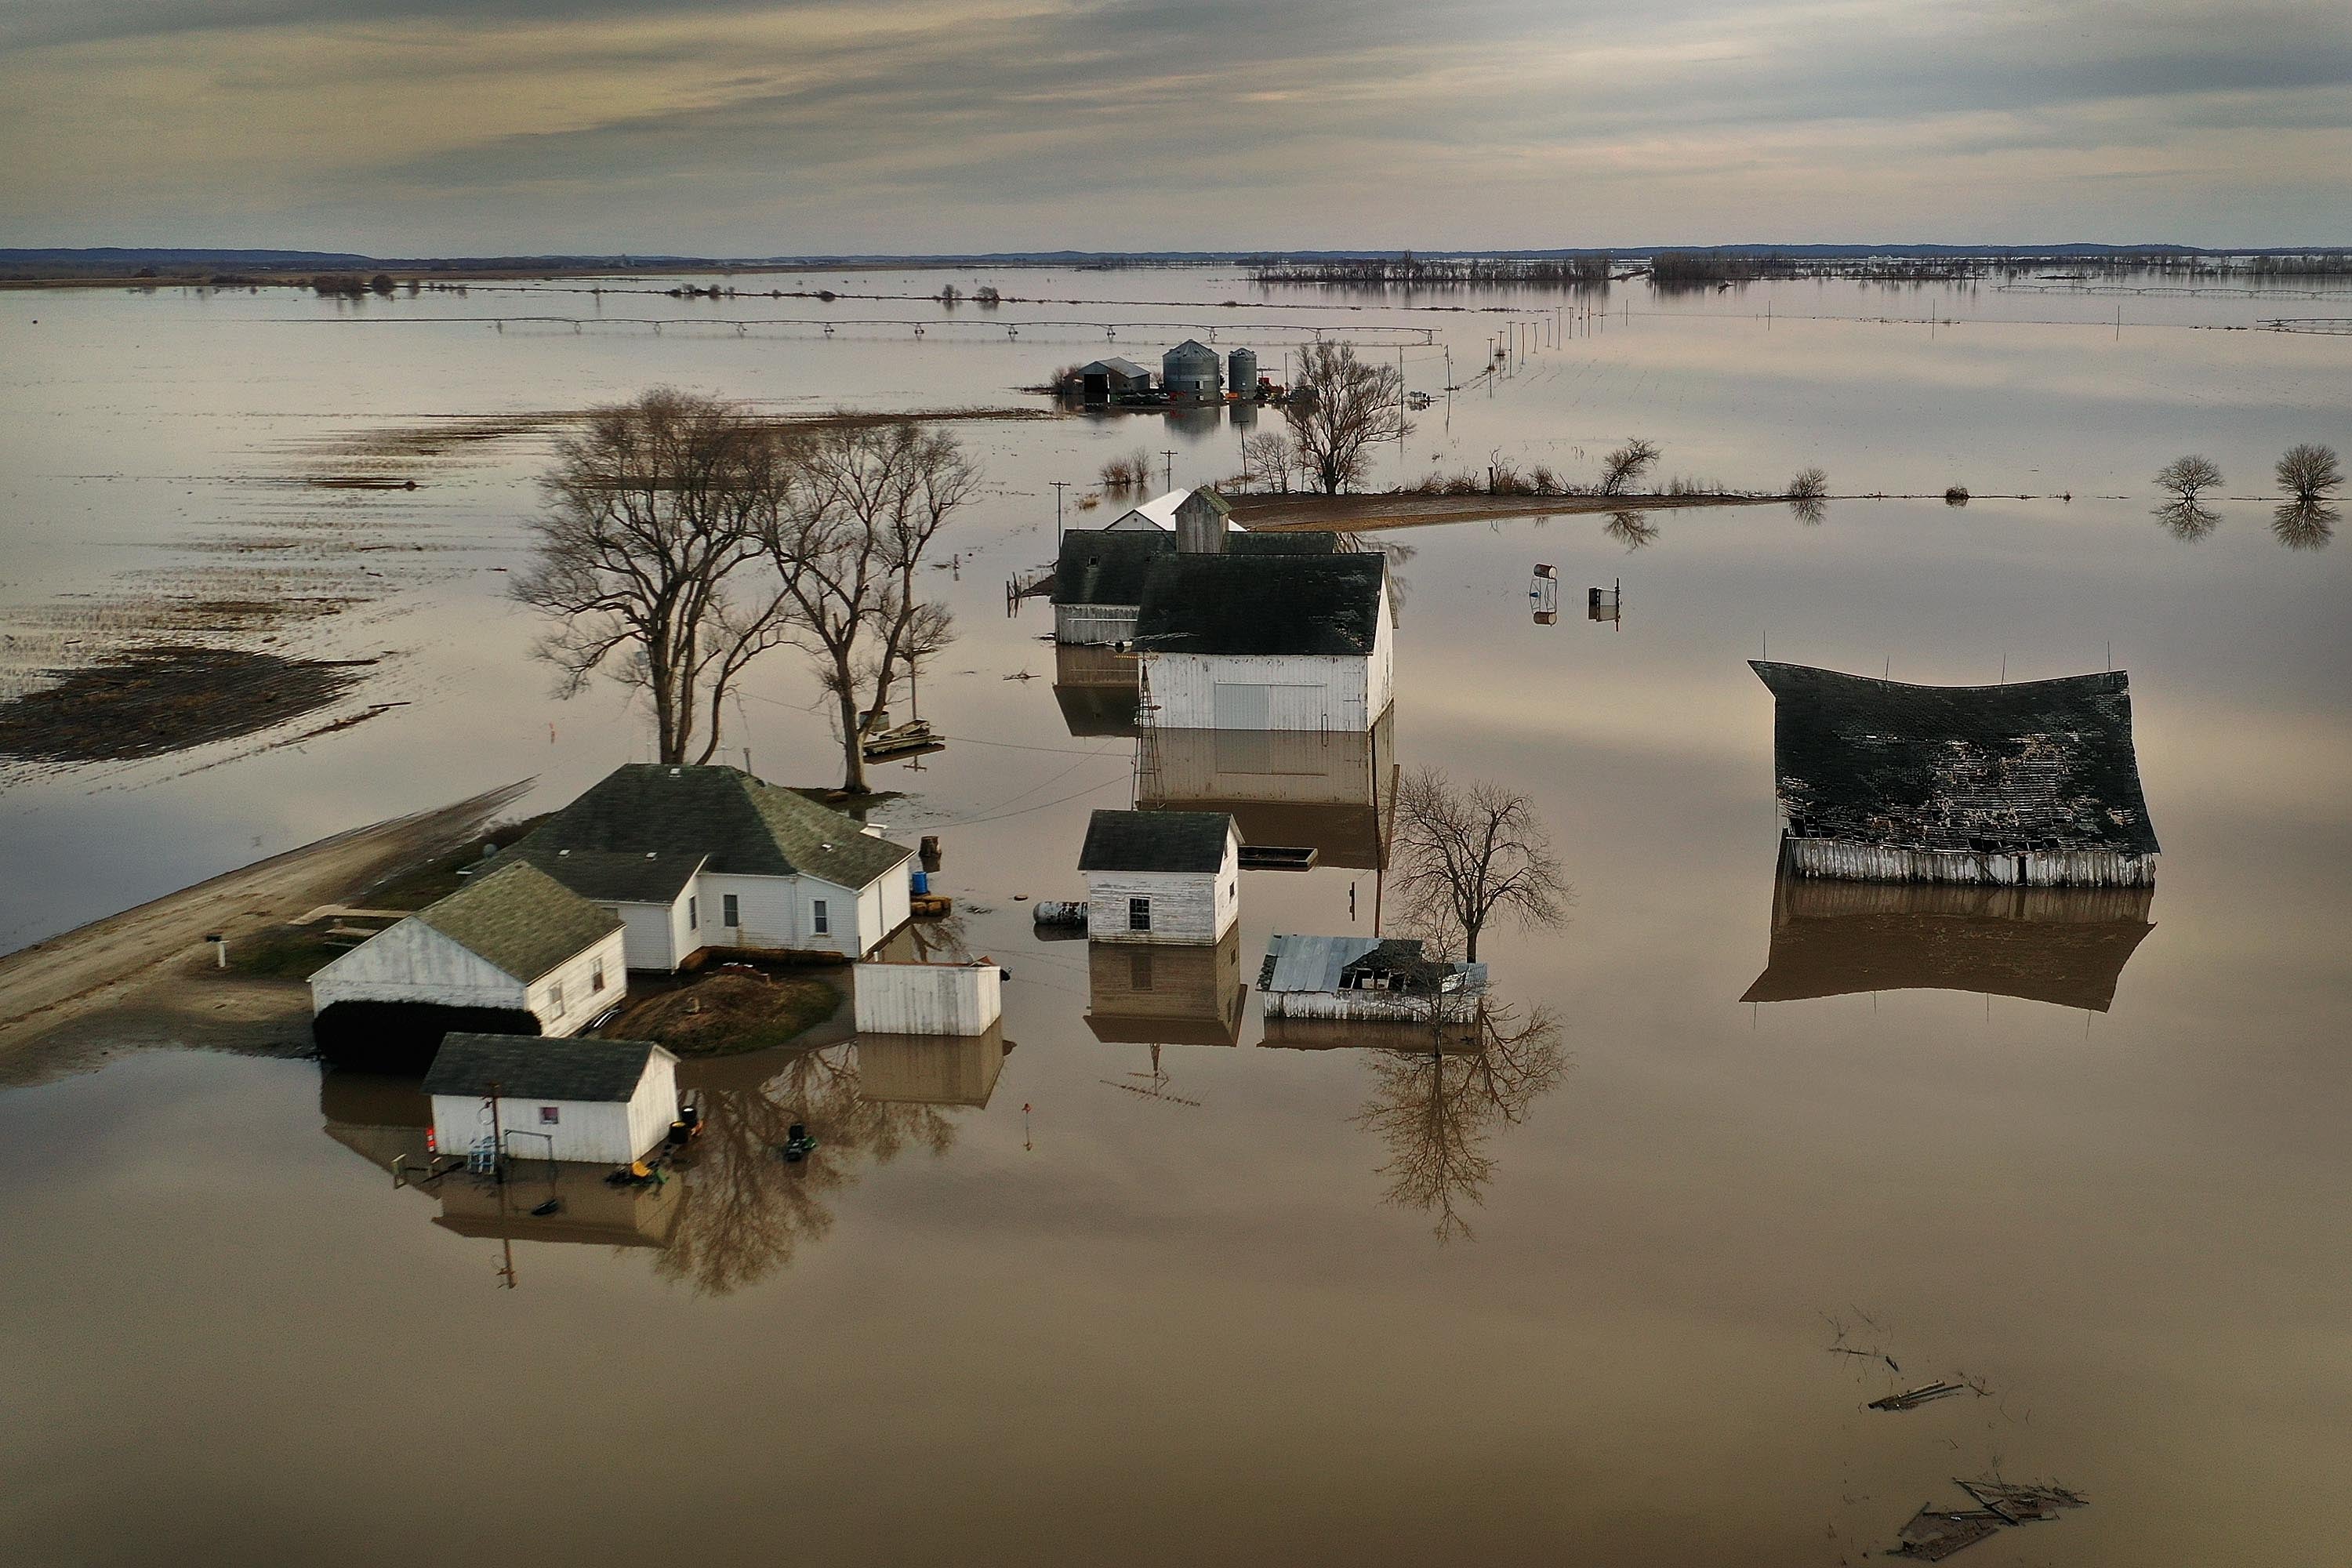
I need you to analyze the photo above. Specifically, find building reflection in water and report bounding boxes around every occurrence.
[1135,708,1396,871]
[1742,875,2158,1011]
[1053,644,1143,739]
[1084,927,1246,1048]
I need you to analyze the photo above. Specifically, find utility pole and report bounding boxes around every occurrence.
[1161,448,1178,489]
[1050,480,1070,543]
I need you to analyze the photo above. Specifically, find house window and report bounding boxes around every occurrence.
[547,979,565,1013]
[591,960,606,993]
[539,1105,561,1126]
[811,898,829,935]
[723,893,739,927]
[1128,896,1151,931]
[688,896,699,930]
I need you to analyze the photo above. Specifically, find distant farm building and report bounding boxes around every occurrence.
[1228,347,1260,397]
[1258,934,1486,1022]
[506,763,916,967]
[1103,488,1243,535]
[1076,357,1152,403]
[310,859,625,1070]
[1135,550,1393,731]
[1161,339,1222,401]
[1752,662,2160,887]
[1077,808,1240,945]
[423,1033,681,1167]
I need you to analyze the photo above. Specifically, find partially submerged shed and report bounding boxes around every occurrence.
[1258,934,1486,1022]
[1751,662,2159,887]
[1134,553,1392,731]
[1076,356,1151,403]
[1077,808,1240,944]
[423,1033,681,1166]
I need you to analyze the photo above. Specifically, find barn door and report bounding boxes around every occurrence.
[1214,682,1270,728]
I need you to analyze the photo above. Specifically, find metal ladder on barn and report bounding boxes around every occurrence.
[468,1134,500,1176]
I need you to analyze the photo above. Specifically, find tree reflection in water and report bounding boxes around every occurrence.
[1352,1001,1566,1243]
[659,1044,960,1295]
[1604,510,1661,550]
[2154,498,2220,541]
[2273,498,2338,550]
[1788,495,1828,527]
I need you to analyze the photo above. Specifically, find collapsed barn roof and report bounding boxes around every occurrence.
[1135,553,1386,656]
[1751,662,2159,857]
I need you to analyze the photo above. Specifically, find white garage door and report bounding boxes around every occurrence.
[1214,682,1327,731]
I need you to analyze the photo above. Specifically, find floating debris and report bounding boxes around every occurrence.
[1871,1381,1970,1411]
[1889,1479,2086,1559]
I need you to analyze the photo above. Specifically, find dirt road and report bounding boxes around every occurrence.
[0,782,528,1066]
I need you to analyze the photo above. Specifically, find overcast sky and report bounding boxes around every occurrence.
[2,0,2347,253]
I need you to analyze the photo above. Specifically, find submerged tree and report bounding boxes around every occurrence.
[1286,341,1410,493]
[2154,454,2222,502]
[1354,1000,1566,1242]
[1787,466,1830,501]
[1597,437,1661,496]
[1604,509,1661,550]
[764,423,979,793]
[514,389,795,764]
[1392,768,1570,963]
[1241,430,1295,493]
[2278,443,2343,503]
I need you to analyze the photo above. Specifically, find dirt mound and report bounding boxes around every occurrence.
[0,645,366,762]
[608,971,840,1057]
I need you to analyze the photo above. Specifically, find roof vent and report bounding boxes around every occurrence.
[644,851,657,858]
[820,842,833,851]
[558,848,571,856]
[669,767,681,776]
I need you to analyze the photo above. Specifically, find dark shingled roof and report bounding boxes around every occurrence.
[1134,553,1386,656]
[1078,808,1236,873]
[423,1033,666,1103]
[516,848,706,903]
[513,764,912,892]
[1225,529,1341,557]
[1052,528,1172,608]
[414,860,621,982]
[1751,662,2160,857]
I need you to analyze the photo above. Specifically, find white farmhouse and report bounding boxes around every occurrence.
[1076,808,1240,945]
[1134,551,1392,732]
[506,764,916,969]
[1105,488,1243,537]
[424,1033,681,1167]
[310,860,626,1065]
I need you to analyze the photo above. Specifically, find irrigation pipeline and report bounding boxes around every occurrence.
[1998,282,2352,299]
[262,314,1437,346]
[2257,319,2352,335]
[453,281,1555,318]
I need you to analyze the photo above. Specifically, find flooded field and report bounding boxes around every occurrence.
[2,268,2348,1565]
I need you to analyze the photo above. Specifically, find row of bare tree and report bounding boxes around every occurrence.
[515,390,978,790]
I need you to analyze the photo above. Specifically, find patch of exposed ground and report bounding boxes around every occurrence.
[0,782,529,1078]
[1228,491,1790,532]
[0,646,370,763]
[604,971,846,1057]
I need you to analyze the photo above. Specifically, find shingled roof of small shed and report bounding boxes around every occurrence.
[1052,528,1174,606]
[1077,808,1236,873]
[1750,662,2160,856]
[514,764,911,890]
[413,860,621,982]
[1134,553,1385,655]
[423,1033,665,1102]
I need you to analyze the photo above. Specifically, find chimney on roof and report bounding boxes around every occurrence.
[1175,487,1228,555]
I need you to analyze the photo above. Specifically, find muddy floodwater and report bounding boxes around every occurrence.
[2,270,2348,1565]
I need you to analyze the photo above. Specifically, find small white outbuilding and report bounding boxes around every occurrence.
[1077,809,1240,945]
[423,1033,681,1167]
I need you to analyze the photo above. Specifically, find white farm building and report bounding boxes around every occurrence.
[310,859,626,1070]
[1076,808,1240,945]
[424,1033,681,1167]
[506,764,916,969]
[1134,550,1393,732]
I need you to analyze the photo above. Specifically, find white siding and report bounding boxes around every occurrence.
[697,871,799,953]
[611,899,681,971]
[1083,827,1240,945]
[1142,652,1375,731]
[1055,604,1142,646]
[865,862,912,956]
[1364,579,1396,721]
[852,961,1003,1035]
[526,931,629,1036]
[428,1051,677,1165]
[310,920,527,1014]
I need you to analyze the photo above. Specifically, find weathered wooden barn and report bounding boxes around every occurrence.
[506,763,915,967]
[424,1033,681,1167]
[1741,876,2157,1012]
[1136,708,1396,870]
[1075,356,1151,403]
[1135,550,1392,731]
[1077,808,1240,944]
[1161,339,1222,401]
[309,859,625,1068]
[1258,934,1486,1021]
[1052,528,1173,645]
[1752,662,2160,887]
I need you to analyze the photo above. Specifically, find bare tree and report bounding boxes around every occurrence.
[2278,443,2343,503]
[1787,466,1829,501]
[1354,999,1565,1242]
[2154,455,2221,501]
[514,389,794,764]
[765,423,979,793]
[1392,768,1570,962]
[1286,341,1411,493]
[1241,430,1295,493]
[1598,437,1661,495]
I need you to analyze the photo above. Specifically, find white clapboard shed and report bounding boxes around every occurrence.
[309,860,625,1037]
[1077,809,1240,945]
[424,1033,680,1167]
[1134,552,1393,732]
[852,957,1004,1036]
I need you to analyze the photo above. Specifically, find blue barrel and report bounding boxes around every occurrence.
[911,869,930,895]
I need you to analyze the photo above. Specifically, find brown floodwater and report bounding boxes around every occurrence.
[1,267,2347,1565]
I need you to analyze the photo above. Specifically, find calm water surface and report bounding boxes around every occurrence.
[0,269,2347,1565]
